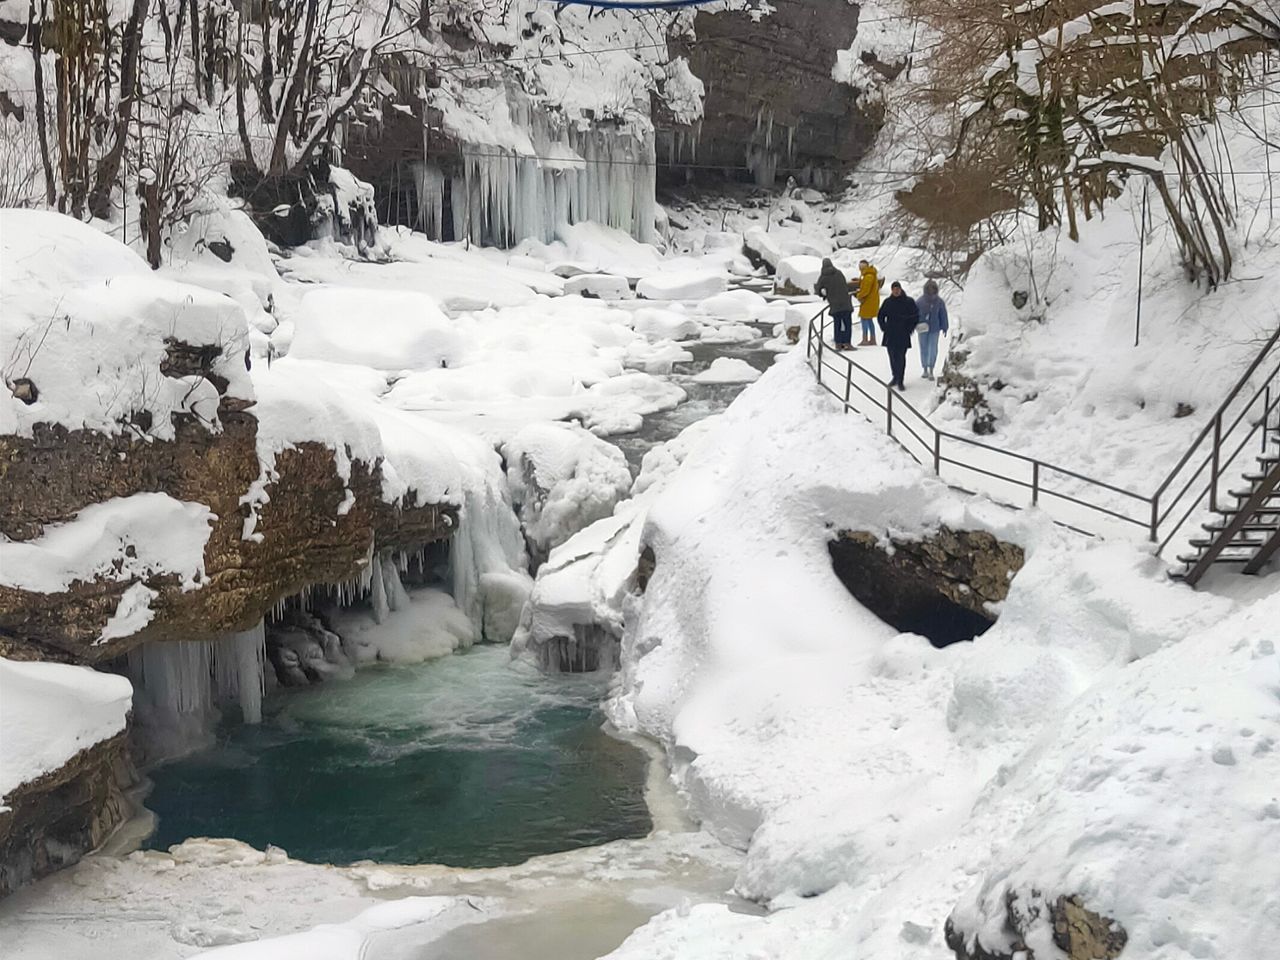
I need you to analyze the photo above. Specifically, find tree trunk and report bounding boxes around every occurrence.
[87,0,150,220]
[28,0,56,206]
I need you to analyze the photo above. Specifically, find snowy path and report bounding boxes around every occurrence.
[808,322,1161,542]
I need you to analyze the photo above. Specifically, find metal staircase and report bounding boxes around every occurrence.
[1173,422,1280,583]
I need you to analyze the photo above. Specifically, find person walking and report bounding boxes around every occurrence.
[814,258,855,350]
[854,260,881,346]
[877,281,918,390]
[915,279,949,380]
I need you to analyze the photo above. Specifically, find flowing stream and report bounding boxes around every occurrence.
[133,320,777,957]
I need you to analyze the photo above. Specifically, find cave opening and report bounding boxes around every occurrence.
[828,530,1022,649]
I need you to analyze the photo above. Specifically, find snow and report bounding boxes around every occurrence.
[695,289,770,322]
[630,307,701,343]
[0,659,132,805]
[0,493,214,595]
[773,255,824,293]
[592,351,1277,960]
[195,897,482,960]
[1,210,252,440]
[501,421,634,561]
[691,358,762,385]
[288,288,460,370]
[636,271,727,301]
[564,274,635,301]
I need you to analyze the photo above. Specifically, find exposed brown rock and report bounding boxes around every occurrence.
[829,527,1024,647]
[0,362,456,663]
[945,891,1127,960]
[0,728,135,897]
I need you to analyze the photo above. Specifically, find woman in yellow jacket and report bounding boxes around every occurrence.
[854,260,881,345]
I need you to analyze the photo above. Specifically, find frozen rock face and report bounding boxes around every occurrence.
[944,893,1128,960]
[657,0,879,188]
[0,418,456,662]
[0,728,133,897]
[829,528,1024,647]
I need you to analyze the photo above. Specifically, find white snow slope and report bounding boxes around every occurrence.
[597,350,1279,960]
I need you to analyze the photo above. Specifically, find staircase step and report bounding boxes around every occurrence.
[1188,537,1265,550]
[1230,488,1280,500]
[1202,521,1280,533]
[1176,553,1253,565]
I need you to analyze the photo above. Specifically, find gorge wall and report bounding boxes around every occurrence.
[658,0,878,188]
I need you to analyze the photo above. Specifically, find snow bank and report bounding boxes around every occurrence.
[597,351,1277,959]
[636,272,727,302]
[288,288,460,370]
[194,897,484,960]
[332,585,475,665]
[691,358,762,385]
[0,659,132,804]
[512,417,720,667]
[1,210,252,439]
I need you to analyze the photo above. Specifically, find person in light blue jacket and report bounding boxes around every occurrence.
[915,279,949,380]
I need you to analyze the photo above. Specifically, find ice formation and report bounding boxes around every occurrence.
[126,625,268,761]
[412,90,658,248]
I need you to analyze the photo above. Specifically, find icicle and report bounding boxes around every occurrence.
[370,552,390,624]
[382,553,411,613]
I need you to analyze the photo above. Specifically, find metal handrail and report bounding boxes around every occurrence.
[804,305,1280,552]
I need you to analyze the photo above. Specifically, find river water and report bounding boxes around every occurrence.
[142,324,777,909]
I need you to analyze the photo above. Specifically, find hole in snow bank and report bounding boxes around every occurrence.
[828,528,1024,649]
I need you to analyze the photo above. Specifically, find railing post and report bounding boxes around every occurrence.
[1149,494,1159,545]
[1265,386,1273,454]
[932,429,941,476]
[886,386,894,437]
[1032,461,1040,506]
[1211,413,1221,512]
[843,368,851,413]
[817,324,824,382]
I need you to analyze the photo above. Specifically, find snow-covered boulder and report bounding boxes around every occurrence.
[636,271,728,302]
[502,422,633,564]
[775,255,825,296]
[691,358,762,384]
[0,209,252,440]
[743,226,827,272]
[0,658,133,894]
[288,288,459,371]
[632,307,701,342]
[564,274,634,301]
[697,289,770,322]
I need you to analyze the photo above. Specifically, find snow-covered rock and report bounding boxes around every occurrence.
[564,274,634,301]
[288,287,460,370]
[637,271,727,301]
[691,358,762,385]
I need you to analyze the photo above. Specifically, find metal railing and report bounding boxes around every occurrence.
[805,307,1280,551]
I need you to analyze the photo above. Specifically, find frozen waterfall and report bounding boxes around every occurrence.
[126,623,267,762]
[413,91,657,247]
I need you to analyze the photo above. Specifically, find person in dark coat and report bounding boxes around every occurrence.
[877,281,919,390]
[814,258,855,350]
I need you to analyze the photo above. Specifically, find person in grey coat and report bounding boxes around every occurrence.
[814,258,855,350]
[915,280,949,380]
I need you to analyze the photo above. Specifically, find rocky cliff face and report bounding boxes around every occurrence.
[0,356,456,664]
[658,0,878,188]
[0,730,133,896]
[829,527,1025,647]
